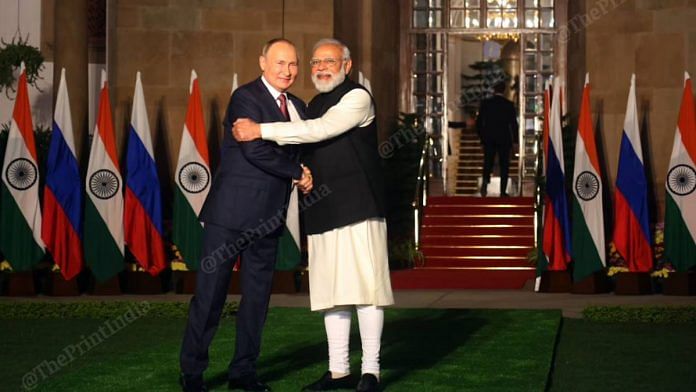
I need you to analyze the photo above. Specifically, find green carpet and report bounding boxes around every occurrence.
[0,308,560,392]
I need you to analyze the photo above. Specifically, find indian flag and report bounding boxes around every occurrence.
[664,72,696,271]
[571,74,605,281]
[173,70,211,270]
[0,63,45,270]
[84,70,124,282]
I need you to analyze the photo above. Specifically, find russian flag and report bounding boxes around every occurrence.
[124,72,166,276]
[542,77,572,271]
[613,74,652,272]
[42,68,84,280]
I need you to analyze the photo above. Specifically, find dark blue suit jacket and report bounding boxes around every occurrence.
[476,94,518,147]
[199,78,306,234]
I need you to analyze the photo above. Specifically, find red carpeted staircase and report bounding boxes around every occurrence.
[391,196,536,289]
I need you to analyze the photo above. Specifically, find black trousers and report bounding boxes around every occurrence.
[180,223,278,378]
[482,143,511,194]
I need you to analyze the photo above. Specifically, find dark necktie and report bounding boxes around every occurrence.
[278,94,289,121]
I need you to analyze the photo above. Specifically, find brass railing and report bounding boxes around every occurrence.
[412,136,432,251]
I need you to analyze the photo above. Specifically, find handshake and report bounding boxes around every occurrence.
[295,165,313,194]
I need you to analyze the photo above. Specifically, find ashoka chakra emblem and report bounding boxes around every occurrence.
[575,171,600,201]
[89,170,120,200]
[667,164,696,196]
[179,162,210,194]
[5,158,37,191]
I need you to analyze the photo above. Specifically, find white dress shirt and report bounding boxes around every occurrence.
[260,76,301,121]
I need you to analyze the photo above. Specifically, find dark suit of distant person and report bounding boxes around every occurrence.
[179,77,305,389]
[476,84,518,197]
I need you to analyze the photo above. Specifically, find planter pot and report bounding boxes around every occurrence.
[2,271,36,296]
[228,273,241,295]
[174,271,197,294]
[271,271,298,294]
[224,270,307,295]
[125,271,163,294]
[662,272,696,296]
[89,275,122,295]
[614,272,653,295]
[45,273,80,296]
[296,270,309,293]
[537,270,572,293]
[572,271,612,294]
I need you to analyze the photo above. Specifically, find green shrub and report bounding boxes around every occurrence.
[583,306,696,324]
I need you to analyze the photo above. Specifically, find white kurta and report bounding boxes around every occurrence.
[260,87,395,311]
[308,218,394,311]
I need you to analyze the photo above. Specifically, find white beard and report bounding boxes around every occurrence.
[312,67,346,93]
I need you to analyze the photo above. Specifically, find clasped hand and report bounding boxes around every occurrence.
[294,165,313,194]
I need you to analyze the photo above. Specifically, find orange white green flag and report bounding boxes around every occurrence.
[571,74,605,281]
[664,72,696,271]
[0,62,45,270]
[84,70,124,281]
[173,70,211,270]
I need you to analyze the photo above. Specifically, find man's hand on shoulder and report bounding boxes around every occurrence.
[233,118,262,142]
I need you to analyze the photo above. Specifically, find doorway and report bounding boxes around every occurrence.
[446,34,521,196]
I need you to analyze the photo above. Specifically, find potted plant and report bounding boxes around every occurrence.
[0,35,45,98]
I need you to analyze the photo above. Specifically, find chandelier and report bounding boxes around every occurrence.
[476,32,520,42]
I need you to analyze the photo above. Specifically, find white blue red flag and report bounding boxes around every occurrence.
[124,72,166,276]
[42,68,84,280]
[542,77,572,271]
[613,74,652,272]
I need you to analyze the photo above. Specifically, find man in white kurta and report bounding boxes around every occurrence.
[233,39,393,392]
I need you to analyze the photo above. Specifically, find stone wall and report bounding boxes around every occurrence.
[568,0,696,222]
[107,0,333,215]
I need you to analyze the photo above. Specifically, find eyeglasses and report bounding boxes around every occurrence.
[309,58,341,67]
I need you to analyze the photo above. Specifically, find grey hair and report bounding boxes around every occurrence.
[312,38,351,60]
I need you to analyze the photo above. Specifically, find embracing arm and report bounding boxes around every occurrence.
[260,89,374,145]
[227,90,303,180]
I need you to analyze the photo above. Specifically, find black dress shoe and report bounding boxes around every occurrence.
[355,374,379,392]
[302,371,356,391]
[180,374,208,392]
[228,374,271,391]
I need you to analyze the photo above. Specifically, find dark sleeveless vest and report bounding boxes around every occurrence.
[301,79,385,235]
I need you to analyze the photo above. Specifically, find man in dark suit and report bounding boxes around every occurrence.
[476,81,518,197]
[179,38,312,392]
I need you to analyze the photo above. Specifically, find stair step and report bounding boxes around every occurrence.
[457,166,484,170]
[423,215,533,226]
[422,246,531,258]
[428,196,533,205]
[421,235,533,247]
[423,255,531,264]
[425,205,534,215]
[422,225,533,236]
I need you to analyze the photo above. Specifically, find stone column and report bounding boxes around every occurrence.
[334,0,400,142]
[53,0,88,160]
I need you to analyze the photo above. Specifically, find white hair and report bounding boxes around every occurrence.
[312,38,351,60]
